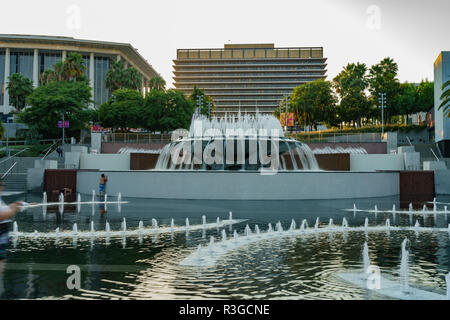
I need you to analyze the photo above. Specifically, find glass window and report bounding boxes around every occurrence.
[94,56,111,106]
[0,51,5,105]
[38,51,62,74]
[9,50,34,80]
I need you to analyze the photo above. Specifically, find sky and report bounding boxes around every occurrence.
[1,0,448,88]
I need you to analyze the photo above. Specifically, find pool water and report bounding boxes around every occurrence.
[1,193,450,300]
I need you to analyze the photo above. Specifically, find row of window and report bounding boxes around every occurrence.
[177,84,305,89]
[175,78,318,83]
[174,59,325,66]
[0,50,118,106]
[174,66,325,71]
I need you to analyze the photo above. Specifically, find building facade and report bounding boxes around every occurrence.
[0,34,159,115]
[173,43,327,115]
[434,51,450,156]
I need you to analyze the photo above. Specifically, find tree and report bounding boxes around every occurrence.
[141,90,167,132]
[333,63,371,127]
[142,89,195,133]
[415,80,434,113]
[188,86,215,118]
[39,52,87,85]
[98,89,143,131]
[7,73,34,112]
[368,57,401,123]
[394,82,417,121]
[290,79,337,130]
[18,79,92,138]
[439,80,450,118]
[149,76,166,91]
[105,60,142,91]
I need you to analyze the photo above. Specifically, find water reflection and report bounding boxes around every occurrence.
[1,193,450,300]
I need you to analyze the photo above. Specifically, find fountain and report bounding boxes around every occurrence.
[90,221,95,235]
[255,225,260,235]
[245,224,252,236]
[217,217,220,226]
[92,190,95,202]
[122,218,127,233]
[152,218,158,229]
[43,192,47,204]
[400,238,410,294]
[106,222,111,234]
[229,212,233,221]
[289,219,297,232]
[314,218,319,230]
[342,218,348,228]
[328,219,333,228]
[138,221,144,233]
[186,218,190,229]
[221,229,227,243]
[363,242,371,273]
[202,215,206,226]
[73,223,78,236]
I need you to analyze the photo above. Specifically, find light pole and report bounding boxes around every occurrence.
[285,95,290,135]
[378,93,386,135]
[206,100,212,119]
[197,95,203,117]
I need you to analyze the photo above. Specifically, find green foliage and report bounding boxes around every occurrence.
[367,57,401,123]
[98,89,144,130]
[332,63,371,127]
[287,79,337,130]
[98,89,195,133]
[189,86,215,118]
[292,123,428,140]
[39,52,87,85]
[7,73,34,112]
[149,76,166,91]
[105,60,142,92]
[439,80,450,117]
[416,80,434,113]
[17,79,92,138]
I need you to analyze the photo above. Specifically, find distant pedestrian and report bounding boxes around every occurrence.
[56,146,63,158]
[99,174,108,197]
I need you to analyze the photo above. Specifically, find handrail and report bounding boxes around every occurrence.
[1,162,17,179]
[41,139,62,160]
[406,136,413,147]
[430,148,440,162]
[0,148,30,165]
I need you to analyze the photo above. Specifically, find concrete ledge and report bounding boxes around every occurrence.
[77,170,400,200]
[423,161,447,170]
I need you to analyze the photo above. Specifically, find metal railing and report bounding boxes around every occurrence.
[103,133,172,144]
[0,138,57,146]
[293,132,383,144]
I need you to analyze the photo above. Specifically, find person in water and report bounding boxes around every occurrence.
[99,174,108,197]
[0,180,21,297]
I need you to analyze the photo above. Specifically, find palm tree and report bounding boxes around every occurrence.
[63,53,86,81]
[439,80,450,117]
[105,60,125,92]
[123,68,142,91]
[149,76,166,91]
[6,73,34,112]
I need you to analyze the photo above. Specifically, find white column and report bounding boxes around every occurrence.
[62,50,67,61]
[33,49,39,87]
[3,48,10,113]
[116,55,121,62]
[89,53,95,108]
[89,52,95,89]
[124,61,128,69]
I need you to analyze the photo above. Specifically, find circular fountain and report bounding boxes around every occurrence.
[154,113,319,171]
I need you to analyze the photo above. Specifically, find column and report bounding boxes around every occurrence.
[124,61,128,69]
[89,53,95,108]
[3,48,10,113]
[33,49,39,88]
[116,55,121,62]
[62,50,67,61]
[89,52,95,89]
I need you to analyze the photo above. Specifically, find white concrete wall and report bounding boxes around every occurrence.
[77,170,400,200]
[79,153,130,170]
[434,169,450,195]
[91,132,102,153]
[350,154,405,171]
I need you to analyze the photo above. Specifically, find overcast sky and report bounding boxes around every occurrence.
[1,0,449,87]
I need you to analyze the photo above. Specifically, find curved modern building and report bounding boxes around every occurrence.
[0,34,159,115]
[173,43,327,115]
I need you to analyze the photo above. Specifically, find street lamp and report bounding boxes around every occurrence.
[378,93,386,135]
[206,100,213,119]
[285,95,290,135]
